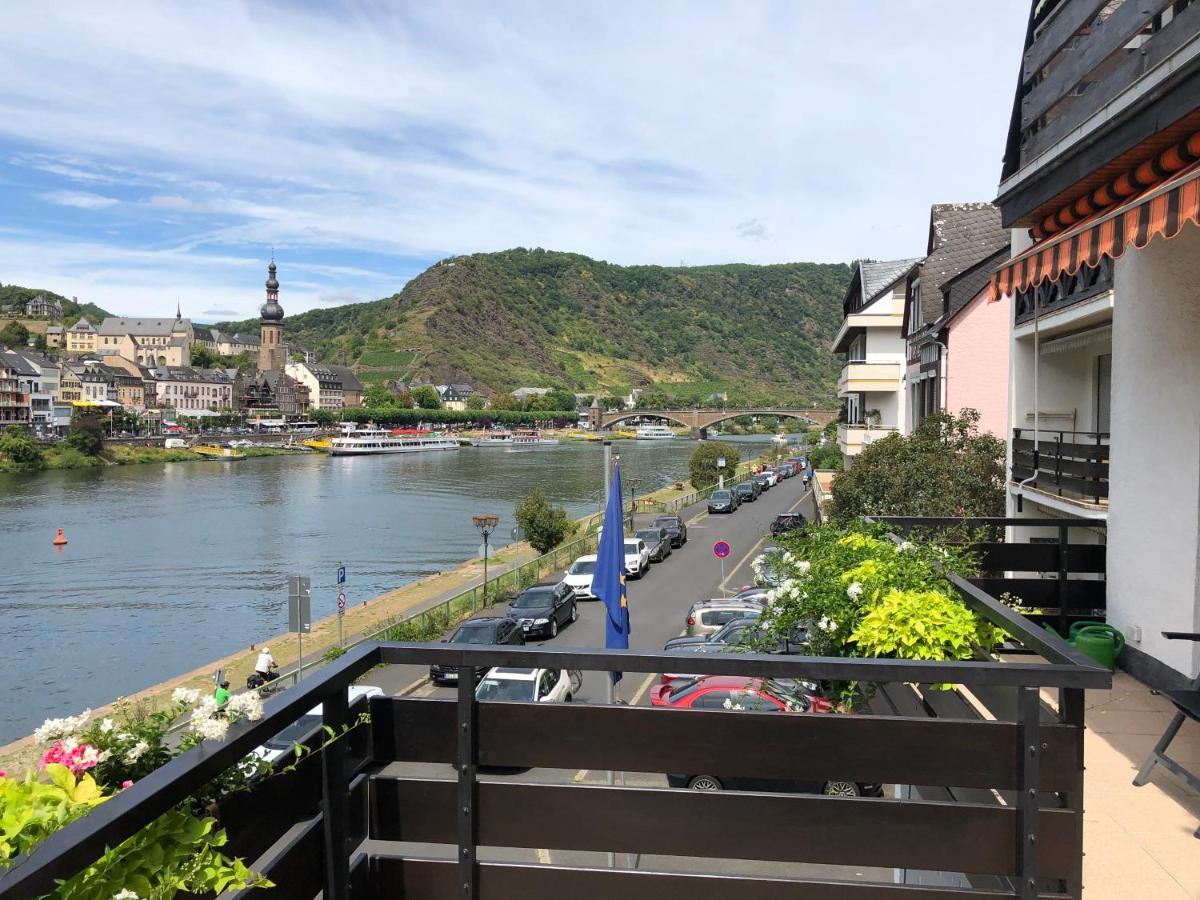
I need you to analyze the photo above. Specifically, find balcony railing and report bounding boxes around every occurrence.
[0,582,1109,900]
[1012,429,1109,504]
[838,361,902,396]
[1013,257,1113,325]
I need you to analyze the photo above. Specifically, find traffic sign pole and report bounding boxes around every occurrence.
[713,541,732,596]
[336,563,347,647]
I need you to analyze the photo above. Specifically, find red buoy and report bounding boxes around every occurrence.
[53,528,68,546]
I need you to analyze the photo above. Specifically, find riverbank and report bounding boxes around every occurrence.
[0,442,312,473]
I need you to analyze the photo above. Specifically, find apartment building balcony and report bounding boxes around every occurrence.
[838,422,900,457]
[837,361,902,398]
[1012,429,1110,508]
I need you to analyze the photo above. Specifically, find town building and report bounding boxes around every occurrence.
[150,366,234,411]
[512,387,552,403]
[212,331,261,358]
[0,351,33,425]
[284,362,362,410]
[65,319,97,355]
[102,357,158,410]
[57,365,82,403]
[96,308,192,367]
[25,294,63,318]
[259,260,286,371]
[71,363,119,405]
[237,369,311,415]
[44,325,64,349]
[830,258,920,466]
[901,204,1009,430]
[6,351,62,430]
[993,0,1200,685]
[438,383,475,411]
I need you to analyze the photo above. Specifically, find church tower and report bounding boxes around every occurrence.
[258,259,286,371]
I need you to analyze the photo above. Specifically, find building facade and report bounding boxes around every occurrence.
[96,309,192,367]
[25,294,63,318]
[994,0,1200,683]
[258,260,286,372]
[66,319,97,355]
[0,352,32,425]
[151,367,234,411]
[830,258,920,466]
[285,361,353,410]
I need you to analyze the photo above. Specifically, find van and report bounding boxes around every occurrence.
[164,438,187,449]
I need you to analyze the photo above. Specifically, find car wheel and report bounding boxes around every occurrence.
[823,780,862,798]
[687,775,723,791]
[549,618,559,638]
[570,602,578,623]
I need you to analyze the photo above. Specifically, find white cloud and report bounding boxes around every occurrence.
[41,190,118,209]
[0,1,1030,315]
[202,308,238,317]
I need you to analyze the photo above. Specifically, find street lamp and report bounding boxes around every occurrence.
[473,514,499,603]
[626,475,641,531]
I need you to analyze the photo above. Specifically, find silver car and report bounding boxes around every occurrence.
[685,599,767,637]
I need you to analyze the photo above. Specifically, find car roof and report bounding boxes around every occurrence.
[686,675,766,691]
[457,616,509,625]
[654,515,681,522]
[572,554,598,563]
[692,599,762,610]
[520,583,558,591]
[484,667,542,680]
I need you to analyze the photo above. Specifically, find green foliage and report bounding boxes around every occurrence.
[807,443,843,470]
[212,249,850,403]
[0,284,110,322]
[828,410,1004,524]
[362,383,399,408]
[466,394,485,410]
[851,589,999,665]
[0,425,44,469]
[323,645,348,662]
[0,765,105,864]
[411,385,442,409]
[190,343,218,368]
[64,409,105,456]
[688,440,740,489]
[0,319,29,347]
[515,489,579,554]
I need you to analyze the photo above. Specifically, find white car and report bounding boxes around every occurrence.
[564,554,598,598]
[474,667,583,703]
[763,470,780,486]
[623,539,650,579]
[251,684,383,766]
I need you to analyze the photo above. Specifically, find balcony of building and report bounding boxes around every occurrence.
[0,557,1112,900]
[1012,429,1110,510]
[837,361,903,398]
[837,421,900,458]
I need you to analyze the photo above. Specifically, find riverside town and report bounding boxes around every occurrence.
[2,3,1200,899]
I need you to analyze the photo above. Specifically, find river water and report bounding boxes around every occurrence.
[0,435,785,743]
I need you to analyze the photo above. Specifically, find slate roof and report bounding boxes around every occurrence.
[861,258,923,304]
[0,350,40,376]
[193,326,214,342]
[915,204,1008,326]
[943,248,1011,323]
[327,365,363,393]
[98,317,190,336]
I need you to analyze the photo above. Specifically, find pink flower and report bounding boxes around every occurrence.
[0,769,7,778]
[39,739,101,776]
[121,780,134,789]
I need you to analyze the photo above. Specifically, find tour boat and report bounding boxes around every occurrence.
[510,429,559,446]
[472,430,513,447]
[635,424,677,440]
[329,427,460,456]
[192,443,246,461]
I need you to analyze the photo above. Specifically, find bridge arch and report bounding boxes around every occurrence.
[600,411,694,431]
[698,410,825,431]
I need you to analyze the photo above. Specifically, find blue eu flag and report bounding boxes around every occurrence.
[591,461,631,681]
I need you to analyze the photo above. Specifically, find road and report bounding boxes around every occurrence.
[353,474,889,885]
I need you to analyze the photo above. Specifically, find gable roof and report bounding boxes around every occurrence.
[860,258,923,304]
[942,248,1011,324]
[327,365,362,392]
[98,317,191,336]
[0,350,40,376]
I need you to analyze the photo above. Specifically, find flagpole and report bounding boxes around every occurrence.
[602,441,617,869]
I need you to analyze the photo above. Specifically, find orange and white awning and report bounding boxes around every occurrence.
[990,157,1200,302]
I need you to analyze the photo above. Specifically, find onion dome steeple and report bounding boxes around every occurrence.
[260,258,284,322]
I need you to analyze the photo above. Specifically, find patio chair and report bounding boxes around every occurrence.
[1132,631,1200,837]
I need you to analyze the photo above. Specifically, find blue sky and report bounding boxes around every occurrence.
[0,1,1028,319]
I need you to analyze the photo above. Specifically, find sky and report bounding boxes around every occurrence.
[0,1,1028,320]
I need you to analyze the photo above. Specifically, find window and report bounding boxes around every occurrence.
[907,278,922,334]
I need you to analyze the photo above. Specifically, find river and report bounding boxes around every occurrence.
[0,434,788,743]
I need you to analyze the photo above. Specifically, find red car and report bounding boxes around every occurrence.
[650,675,832,714]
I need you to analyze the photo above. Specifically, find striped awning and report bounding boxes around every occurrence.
[990,159,1200,302]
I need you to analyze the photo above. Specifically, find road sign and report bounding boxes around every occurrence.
[337,591,346,613]
[713,540,731,559]
[287,575,312,634]
[337,565,346,586]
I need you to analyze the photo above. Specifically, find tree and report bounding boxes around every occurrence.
[0,320,29,348]
[0,425,44,468]
[395,389,414,408]
[190,343,217,368]
[488,391,520,411]
[466,394,485,410]
[412,385,442,409]
[363,384,397,408]
[688,440,740,489]
[807,443,843,471]
[515,489,579,555]
[827,410,1005,525]
[64,409,105,456]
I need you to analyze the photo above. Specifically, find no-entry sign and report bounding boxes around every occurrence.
[712,540,731,559]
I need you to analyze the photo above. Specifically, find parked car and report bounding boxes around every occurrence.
[708,489,737,513]
[563,554,597,599]
[429,617,525,684]
[662,618,807,681]
[770,512,807,537]
[763,469,780,487]
[664,615,762,653]
[251,685,383,766]
[636,527,672,563]
[685,599,766,637]
[751,472,772,492]
[653,514,688,547]
[734,481,758,504]
[475,666,583,703]
[623,538,651,578]
[507,582,578,638]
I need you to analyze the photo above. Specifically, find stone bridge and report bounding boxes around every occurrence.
[588,406,839,439]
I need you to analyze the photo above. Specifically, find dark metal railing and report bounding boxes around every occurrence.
[1012,429,1109,504]
[1013,257,1113,324]
[0,581,1110,900]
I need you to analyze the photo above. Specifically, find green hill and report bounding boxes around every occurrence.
[0,284,110,322]
[216,249,851,405]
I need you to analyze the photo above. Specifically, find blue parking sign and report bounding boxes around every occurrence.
[337,565,346,585]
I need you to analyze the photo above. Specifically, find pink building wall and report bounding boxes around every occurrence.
[945,287,1010,437]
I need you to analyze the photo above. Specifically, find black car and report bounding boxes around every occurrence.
[770,512,807,536]
[429,617,525,684]
[751,472,772,492]
[506,582,578,638]
[707,489,737,513]
[734,481,758,503]
[636,527,672,562]
[653,515,688,547]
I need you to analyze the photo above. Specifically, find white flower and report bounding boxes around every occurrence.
[124,740,149,764]
[113,890,140,899]
[796,561,811,575]
[722,698,733,709]
[765,590,777,604]
[192,716,229,742]
[817,616,839,633]
[33,709,91,744]
[80,745,101,766]
[847,582,864,601]
[172,687,201,705]
[98,750,112,762]
[99,718,114,733]
[897,540,916,553]
[227,692,264,722]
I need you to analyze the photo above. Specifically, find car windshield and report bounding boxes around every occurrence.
[636,530,660,542]
[568,559,596,576]
[450,622,501,643]
[711,491,731,500]
[623,541,640,554]
[263,714,322,750]
[736,483,752,491]
[654,518,678,528]
[475,677,535,702]
[512,588,554,609]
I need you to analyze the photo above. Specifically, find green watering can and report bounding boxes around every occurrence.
[1044,620,1125,670]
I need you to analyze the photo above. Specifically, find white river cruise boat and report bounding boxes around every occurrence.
[635,424,677,440]
[472,430,513,447]
[329,427,460,456]
[510,429,559,446]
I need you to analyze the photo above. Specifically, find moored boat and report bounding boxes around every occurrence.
[510,429,559,446]
[635,424,677,440]
[192,443,247,460]
[329,427,460,456]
